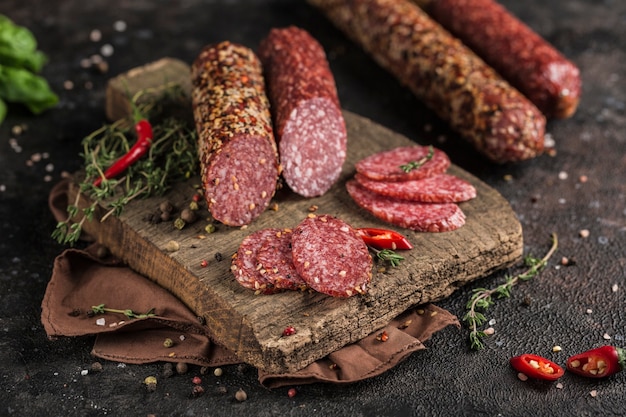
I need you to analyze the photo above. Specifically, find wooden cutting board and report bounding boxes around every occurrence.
[69,61,523,374]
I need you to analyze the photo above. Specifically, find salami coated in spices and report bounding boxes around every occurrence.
[291,215,372,297]
[256,228,307,291]
[258,26,347,197]
[355,173,477,203]
[191,42,280,226]
[355,145,450,182]
[307,0,546,163]
[346,180,466,232]
[231,228,284,294]
[416,0,581,119]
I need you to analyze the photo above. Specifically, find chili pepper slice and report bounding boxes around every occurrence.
[356,227,413,250]
[93,119,153,187]
[510,353,564,381]
[566,345,625,378]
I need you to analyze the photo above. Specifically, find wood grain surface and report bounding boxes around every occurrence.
[69,109,523,373]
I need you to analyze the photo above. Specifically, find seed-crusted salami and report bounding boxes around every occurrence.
[346,180,466,232]
[355,145,450,182]
[291,214,372,297]
[256,228,307,291]
[191,41,280,226]
[355,173,476,203]
[231,228,285,294]
[307,0,546,163]
[417,0,581,119]
[258,26,347,197]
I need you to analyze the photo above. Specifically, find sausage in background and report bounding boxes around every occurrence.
[413,0,581,119]
[307,0,546,164]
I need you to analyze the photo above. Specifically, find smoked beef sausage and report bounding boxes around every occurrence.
[258,26,347,197]
[414,0,581,119]
[191,42,280,226]
[307,0,547,164]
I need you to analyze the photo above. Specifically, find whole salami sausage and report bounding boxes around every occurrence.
[191,41,280,226]
[258,26,347,197]
[414,0,581,119]
[307,0,546,164]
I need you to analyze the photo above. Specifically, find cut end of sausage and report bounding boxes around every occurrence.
[280,97,347,197]
[205,135,279,226]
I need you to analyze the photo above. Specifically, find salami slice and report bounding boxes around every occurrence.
[256,228,307,291]
[191,41,280,226]
[258,26,347,197]
[355,145,450,182]
[231,228,284,294]
[291,215,372,297]
[355,173,477,203]
[346,180,466,232]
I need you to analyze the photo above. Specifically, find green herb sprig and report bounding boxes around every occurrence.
[90,303,156,319]
[399,145,434,173]
[463,233,558,350]
[52,89,197,246]
[372,248,405,267]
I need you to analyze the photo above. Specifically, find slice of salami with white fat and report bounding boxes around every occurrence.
[291,215,372,297]
[355,145,450,182]
[346,180,466,232]
[259,26,347,197]
[256,228,307,291]
[355,173,477,203]
[231,228,284,294]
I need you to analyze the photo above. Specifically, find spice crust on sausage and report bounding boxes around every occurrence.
[415,0,581,119]
[191,41,280,226]
[307,0,546,163]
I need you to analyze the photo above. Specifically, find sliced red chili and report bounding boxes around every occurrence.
[93,119,153,187]
[510,353,564,381]
[566,345,625,378]
[356,227,413,250]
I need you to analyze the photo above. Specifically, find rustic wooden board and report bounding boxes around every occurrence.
[70,110,523,374]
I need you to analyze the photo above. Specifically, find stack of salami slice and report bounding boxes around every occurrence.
[231,214,372,297]
[346,145,477,232]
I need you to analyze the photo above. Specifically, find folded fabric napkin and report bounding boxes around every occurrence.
[42,179,459,388]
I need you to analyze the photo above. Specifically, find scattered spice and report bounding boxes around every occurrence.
[192,376,202,385]
[552,346,562,353]
[144,376,158,392]
[90,303,155,320]
[191,385,205,397]
[200,260,208,268]
[213,368,223,377]
[287,387,297,398]
[235,388,248,402]
[579,229,590,238]
[163,338,174,348]
[176,362,188,375]
[282,326,297,337]
[165,240,180,252]
[376,330,389,342]
[162,363,174,378]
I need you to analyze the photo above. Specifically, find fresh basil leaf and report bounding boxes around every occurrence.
[0,64,58,114]
[0,14,47,72]
[0,98,6,124]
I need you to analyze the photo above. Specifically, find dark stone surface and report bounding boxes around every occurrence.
[0,0,624,416]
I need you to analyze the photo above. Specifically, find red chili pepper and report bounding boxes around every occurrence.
[93,119,153,187]
[356,227,413,250]
[566,346,625,378]
[510,353,564,381]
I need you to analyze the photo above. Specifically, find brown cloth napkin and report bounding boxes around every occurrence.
[43,179,460,388]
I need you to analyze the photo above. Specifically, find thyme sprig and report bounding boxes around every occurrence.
[51,90,197,246]
[372,248,405,267]
[463,233,558,350]
[399,145,434,173]
[90,303,156,319]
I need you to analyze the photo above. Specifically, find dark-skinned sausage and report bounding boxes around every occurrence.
[307,0,546,164]
[414,0,581,119]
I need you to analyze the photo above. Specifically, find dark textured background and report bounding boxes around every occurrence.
[0,1,624,416]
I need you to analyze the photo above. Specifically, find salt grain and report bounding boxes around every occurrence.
[586,308,593,314]
[612,283,619,292]
[517,372,528,381]
[579,229,590,238]
[95,318,106,326]
[80,369,89,376]
[558,171,568,180]
[552,345,562,352]
[63,80,74,90]
[556,382,563,389]
[100,43,114,57]
[113,20,127,32]
[89,29,102,42]
[0,185,5,192]
[603,333,611,340]
[483,327,495,335]
[579,175,588,183]
[590,390,598,398]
